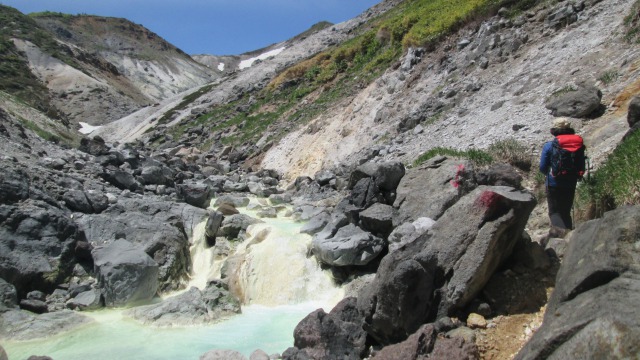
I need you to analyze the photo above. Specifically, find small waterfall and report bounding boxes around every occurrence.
[187,200,344,307]
[187,221,223,290]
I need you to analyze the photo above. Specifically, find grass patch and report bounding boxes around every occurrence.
[20,118,60,143]
[598,69,620,85]
[575,129,640,220]
[157,84,215,125]
[413,147,493,167]
[487,138,532,170]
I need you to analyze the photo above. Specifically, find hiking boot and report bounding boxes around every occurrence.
[548,226,570,239]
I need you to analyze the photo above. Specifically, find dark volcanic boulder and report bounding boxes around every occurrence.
[0,165,30,204]
[100,170,140,192]
[312,224,385,267]
[176,182,212,208]
[76,199,206,292]
[127,281,241,326]
[348,161,405,193]
[394,157,476,222]
[291,297,367,360]
[79,136,109,156]
[0,200,83,298]
[545,84,603,118]
[516,205,640,359]
[359,186,536,344]
[92,239,159,307]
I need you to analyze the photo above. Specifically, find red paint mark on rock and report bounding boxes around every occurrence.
[450,164,466,188]
[475,190,501,210]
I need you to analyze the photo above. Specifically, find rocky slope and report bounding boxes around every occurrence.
[1,0,640,359]
[0,6,217,128]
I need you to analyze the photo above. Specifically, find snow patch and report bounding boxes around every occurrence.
[218,62,225,71]
[79,122,102,135]
[239,47,285,70]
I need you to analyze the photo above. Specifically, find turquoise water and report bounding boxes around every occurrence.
[3,303,323,359]
[3,198,340,360]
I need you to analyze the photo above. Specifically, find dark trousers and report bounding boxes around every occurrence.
[547,186,576,229]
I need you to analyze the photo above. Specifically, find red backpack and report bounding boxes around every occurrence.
[550,134,585,179]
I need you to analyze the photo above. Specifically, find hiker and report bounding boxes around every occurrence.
[539,117,586,237]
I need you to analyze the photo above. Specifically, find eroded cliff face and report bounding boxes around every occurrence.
[261,0,638,180]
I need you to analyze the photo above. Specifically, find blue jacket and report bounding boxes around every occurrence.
[539,137,585,188]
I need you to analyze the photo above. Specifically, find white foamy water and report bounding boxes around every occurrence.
[3,197,342,359]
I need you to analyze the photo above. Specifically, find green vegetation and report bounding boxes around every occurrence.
[624,0,640,43]
[413,147,494,167]
[189,0,547,149]
[575,130,640,220]
[157,84,216,126]
[598,69,620,85]
[0,5,77,118]
[412,138,532,169]
[487,138,532,170]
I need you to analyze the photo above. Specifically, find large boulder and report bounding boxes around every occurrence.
[76,199,204,292]
[394,157,476,222]
[348,161,405,194]
[176,182,212,209]
[140,165,174,186]
[0,200,83,298]
[359,186,536,344]
[516,205,640,359]
[289,297,367,360]
[127,281,241,326]
[312,224,385,267]
[545,84,603,118]
[100,170,141,192]
[92,239,159,307]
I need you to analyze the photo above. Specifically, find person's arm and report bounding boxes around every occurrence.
[539,141,551,175]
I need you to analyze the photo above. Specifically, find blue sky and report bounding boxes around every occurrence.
[0,0,381,55]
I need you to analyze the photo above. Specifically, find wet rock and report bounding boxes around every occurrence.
[66,289,103,311]
[0,309,93,341]
[205,210,224,246]
[92,239,159,307]
[249,349,270,360]
[127,281,240,326]
[219,214,264,239]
